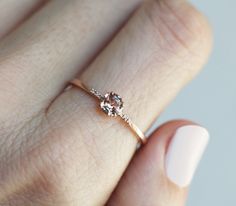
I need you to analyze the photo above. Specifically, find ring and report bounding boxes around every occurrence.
[70,79,147,145]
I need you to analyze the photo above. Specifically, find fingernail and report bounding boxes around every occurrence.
[165,125,210,187]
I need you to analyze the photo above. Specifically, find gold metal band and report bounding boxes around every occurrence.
[70,79,147,145]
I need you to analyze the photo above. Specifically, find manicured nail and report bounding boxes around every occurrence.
[165,125,210,187]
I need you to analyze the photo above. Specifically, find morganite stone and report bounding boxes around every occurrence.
[100,92,123,116]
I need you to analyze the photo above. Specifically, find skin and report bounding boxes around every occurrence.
[0,0,212,205]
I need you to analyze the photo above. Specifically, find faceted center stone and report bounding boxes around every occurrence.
[100,92,123,116]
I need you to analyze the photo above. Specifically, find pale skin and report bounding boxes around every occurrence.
[0,0,212,205]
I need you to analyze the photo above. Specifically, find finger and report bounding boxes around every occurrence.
[80,0,212,131]
[43,0,212,204]
[107,120,210,206]
[0,0,46,39]
[0,0,142,122]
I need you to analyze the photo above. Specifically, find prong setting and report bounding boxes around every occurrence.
[100,92,123,117]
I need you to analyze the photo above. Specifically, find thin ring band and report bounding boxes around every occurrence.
[70,79,147,145]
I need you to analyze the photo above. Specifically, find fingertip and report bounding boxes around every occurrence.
[108,119,210,205]
[164,124,209,188]
[107,120,194,205]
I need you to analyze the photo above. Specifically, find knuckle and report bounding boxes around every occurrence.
[143,0,212,59]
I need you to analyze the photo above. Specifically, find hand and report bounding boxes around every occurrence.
[0,0,212,205]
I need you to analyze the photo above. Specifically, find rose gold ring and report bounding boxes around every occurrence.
[70,79,147,145]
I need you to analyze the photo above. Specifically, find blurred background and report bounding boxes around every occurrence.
[155,0,236,205]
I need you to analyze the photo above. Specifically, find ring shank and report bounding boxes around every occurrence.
[71,79,91,94]
[70,79,147,145]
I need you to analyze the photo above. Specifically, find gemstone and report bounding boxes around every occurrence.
[100,92,123,116]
